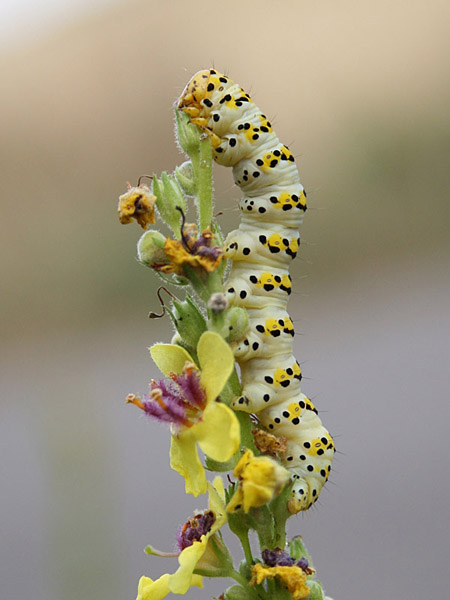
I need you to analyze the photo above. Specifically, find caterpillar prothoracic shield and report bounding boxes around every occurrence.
[178,69,334,512]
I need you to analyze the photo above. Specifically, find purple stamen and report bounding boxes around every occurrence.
[196,244,222,260]
[136,365,206,428]
[176,510,216,552]
[175,367,206,409]
[262,548,309,571]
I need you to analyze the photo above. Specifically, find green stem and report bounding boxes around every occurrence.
[196,134,213,230]
[240,531,254,566]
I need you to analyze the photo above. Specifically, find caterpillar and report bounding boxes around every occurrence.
[178,69,334,512]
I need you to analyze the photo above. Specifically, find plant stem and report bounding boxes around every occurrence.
[240,531,254,566]
[196,135,213,231]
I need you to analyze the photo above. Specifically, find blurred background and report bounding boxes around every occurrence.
[1,1,449,599]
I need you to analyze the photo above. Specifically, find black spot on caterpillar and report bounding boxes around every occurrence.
[178,69,334,512]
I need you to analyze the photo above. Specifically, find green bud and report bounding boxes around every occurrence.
[175,109,201,157]
[175,160,196,195]
[289,535,313,568]
[225,307,249,342]
[137,230,167,266]
[162,172,186,213]
[152,173,186,237]
[306,580,326,600]
[223,584,253,600]
[170,295,207,353]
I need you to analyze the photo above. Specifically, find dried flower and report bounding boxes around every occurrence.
[250,563,310,600]
[118,183,156,229]
[157,222,222,275]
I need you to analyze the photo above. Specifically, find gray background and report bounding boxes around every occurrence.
[1,1,449,599]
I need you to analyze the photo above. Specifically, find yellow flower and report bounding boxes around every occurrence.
[250,563,310,600]
[150,331,240,496]
[226,449,290,513]
[171,477,228,592]
[118,183,156,229]
[136,478,226,599]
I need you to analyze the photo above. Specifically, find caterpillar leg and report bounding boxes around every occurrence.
[188,118,223,148]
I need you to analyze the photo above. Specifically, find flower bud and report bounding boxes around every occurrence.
[208,293,228,314]
[175,109,201,157]
[170,295,207,351]
[152,173,186,237]
[306,580,328,600]
[137,230,167,266]
[175,160,196,195]
[162,172,186,213]
[289,536,312,567]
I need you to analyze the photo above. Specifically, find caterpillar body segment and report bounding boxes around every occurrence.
[232,305,295,362]
[259,393,334,511]
[178,69,334,512]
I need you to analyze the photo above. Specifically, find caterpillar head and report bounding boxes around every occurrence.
[178,69,231,117]
[177,69,211,116]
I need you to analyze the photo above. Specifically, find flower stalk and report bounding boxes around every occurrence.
[118,92,333,600]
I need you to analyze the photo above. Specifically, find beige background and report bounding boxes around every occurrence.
[1,1,449,598]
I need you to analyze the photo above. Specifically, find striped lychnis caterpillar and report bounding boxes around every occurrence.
[178,69,335,512]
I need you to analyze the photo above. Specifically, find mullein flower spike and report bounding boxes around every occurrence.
[120,70,335,600]
[128,331,240,496]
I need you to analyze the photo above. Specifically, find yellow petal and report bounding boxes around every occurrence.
[169,540,208,594]
[197,331,234,401]
[207,477,227,531]
[136,574,171,600]
[194,401,240,462]
[150,343,193,376]
[170,433,207,496]
[211,476,226,505]
[242,480,274,512]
